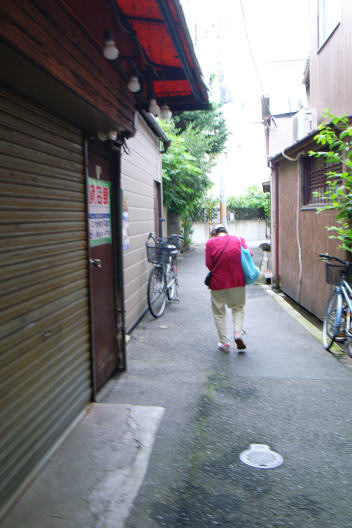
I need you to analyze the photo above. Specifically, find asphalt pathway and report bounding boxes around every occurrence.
[104,244,352,528]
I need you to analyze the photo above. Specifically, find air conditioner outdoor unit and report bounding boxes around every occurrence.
[292,108,317,142]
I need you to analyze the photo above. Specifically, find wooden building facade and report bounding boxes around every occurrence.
[121,113,168,332]
[268,0,352,321]
[0,0,208,517]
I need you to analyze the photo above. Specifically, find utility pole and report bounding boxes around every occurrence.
[219,151,227,226]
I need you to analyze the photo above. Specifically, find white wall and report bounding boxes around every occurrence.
[269,116,295,158]
[121,115,162,331]
[192,220,267,245]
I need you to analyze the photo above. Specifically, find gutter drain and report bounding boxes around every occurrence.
[239,444,283,469]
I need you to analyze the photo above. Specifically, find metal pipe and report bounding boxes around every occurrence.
[272,165,279,289]
[83,135,97,402]
[112,147,127,371]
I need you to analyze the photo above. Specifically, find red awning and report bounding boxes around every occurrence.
[116,0,209,112]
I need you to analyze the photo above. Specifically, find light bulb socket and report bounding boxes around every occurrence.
[104,30,113,41]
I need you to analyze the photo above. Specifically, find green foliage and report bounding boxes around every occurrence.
[173,102,228,157]
[161,120,210,216]
[161,84,228,233]
[198,195,219,209]
[309,111,352,253]
[189,186,270,222]
[227,185,270,219]
[172,76,228,158]
[181,214,193,247]
[189,195,219,222]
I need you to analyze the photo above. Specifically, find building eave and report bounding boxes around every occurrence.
[140,110,171,152]
[269,129,318,165]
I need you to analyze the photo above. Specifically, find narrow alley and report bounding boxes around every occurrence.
[4,245,352,528]
[107,246,352,528]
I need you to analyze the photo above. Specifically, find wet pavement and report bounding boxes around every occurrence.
[103,244,352,528]
[4,243,352,527]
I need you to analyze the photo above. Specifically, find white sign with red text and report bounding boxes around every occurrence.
[88,177,112,247]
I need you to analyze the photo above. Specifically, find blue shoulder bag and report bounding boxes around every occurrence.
[239,239,260,285]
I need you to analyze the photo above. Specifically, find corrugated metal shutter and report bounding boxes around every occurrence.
[0,89,92,512]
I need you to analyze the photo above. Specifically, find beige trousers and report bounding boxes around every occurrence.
[211,287,245,344]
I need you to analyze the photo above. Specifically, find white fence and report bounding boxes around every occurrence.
[191,220,268,245]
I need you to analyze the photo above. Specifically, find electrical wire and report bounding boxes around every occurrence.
[239,0,265,94]
[107,0,158,77]
[239,0,274,124]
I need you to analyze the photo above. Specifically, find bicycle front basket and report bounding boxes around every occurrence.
[325,262,346,285]
[146,244,161,264]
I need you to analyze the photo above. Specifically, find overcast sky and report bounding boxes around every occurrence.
[181,0,311,195]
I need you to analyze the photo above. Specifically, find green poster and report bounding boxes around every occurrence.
[88,177,112,247]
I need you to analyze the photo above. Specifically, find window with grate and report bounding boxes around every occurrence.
[302,155,342,207]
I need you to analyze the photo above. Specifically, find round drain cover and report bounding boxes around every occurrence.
[239,444,283,469]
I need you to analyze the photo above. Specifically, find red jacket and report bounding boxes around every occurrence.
[205,234,250,290]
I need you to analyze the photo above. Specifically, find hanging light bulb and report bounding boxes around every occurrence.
[107,131,118,141]
[148,98,160,117]
[97,131,107,141]
[103,30,119,60]
[160,104,172,120]
[127,76,141,93]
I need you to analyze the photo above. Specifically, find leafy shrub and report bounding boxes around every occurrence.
[309,111,352,253]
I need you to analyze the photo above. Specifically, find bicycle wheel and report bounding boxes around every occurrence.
[166,263,180,302]
[336,302,348,343]
[346,338,352,357]
[323,291,343,350]
[147,267,167,318]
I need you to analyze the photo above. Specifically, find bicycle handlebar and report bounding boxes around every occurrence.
[147,232,158,243]
[319,254,348,266]
[168,234,184,240]
[147,233,184,250]
[147,233,184,241]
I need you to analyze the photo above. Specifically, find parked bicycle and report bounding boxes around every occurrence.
[146,232,184,318]
[320,253,352,355]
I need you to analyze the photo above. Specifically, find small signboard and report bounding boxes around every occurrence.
[122,190,130,251]
[88,177,112,247]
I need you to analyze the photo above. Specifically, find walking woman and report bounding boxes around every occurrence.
[205,224,251,353]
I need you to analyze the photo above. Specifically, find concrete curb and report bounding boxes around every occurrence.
[2,404,165,528]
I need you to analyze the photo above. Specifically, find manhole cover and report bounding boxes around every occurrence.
[239,444,283,469]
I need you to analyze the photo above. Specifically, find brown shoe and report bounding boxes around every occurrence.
[235,337,246,351]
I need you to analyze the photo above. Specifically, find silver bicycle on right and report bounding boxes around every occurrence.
[320,254,352,355]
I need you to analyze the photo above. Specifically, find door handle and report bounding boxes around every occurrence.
[89,258,102,269]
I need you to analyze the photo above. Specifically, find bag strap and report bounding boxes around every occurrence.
[211,236,231,271]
